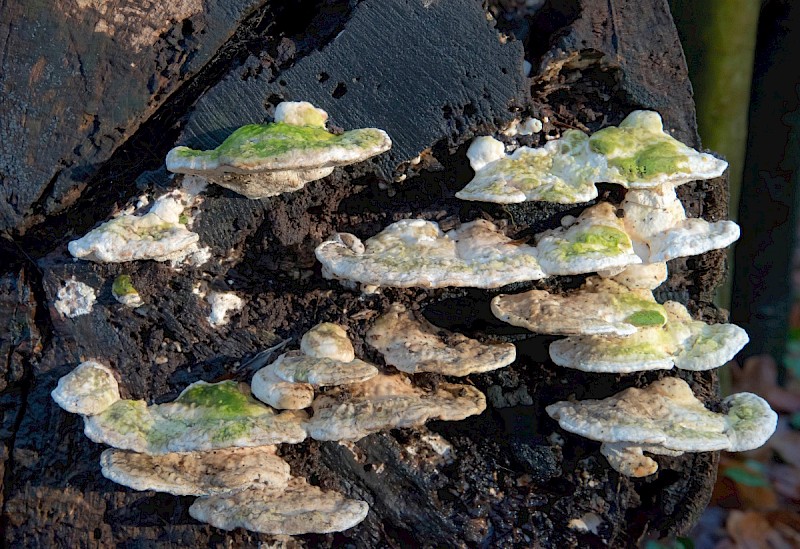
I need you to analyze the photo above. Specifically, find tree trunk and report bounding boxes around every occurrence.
[1,0,727,546]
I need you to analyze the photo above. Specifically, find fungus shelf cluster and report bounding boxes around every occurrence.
[53,102,777,537]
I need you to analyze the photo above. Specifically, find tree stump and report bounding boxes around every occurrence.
[1,0,727,546]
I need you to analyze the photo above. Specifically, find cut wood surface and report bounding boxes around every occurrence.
[1,0,728,546]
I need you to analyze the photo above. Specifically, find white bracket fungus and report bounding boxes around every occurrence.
[165,101,392,199]
[111,275,144,307]
[621,186,740,264]
[546,377,777,477]
[54,277,97,318]
[67,189,201,263]
[306,373,486,441]
[100,446,291,496]
[51,360,121,416]
[456,130,606,204]
[548,301,749,373]
[83,380,307,454]
[366,303,516,375]
[491,276,667,336]
[316,208,644,289]
[534,202,640,275]
[189,477,369,535]
[251,323,378,410]
[456,110,728,204]
[206,291,245,327]
[316,218,544,288]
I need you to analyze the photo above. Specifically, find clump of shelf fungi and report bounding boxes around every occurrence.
[165,101,392,199]
[52,319,503,534]
[51,105,779,540]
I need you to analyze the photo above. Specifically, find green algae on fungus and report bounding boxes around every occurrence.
[83,380,307,454]
[546,377,777,477]
[455,131,604,204]
[455,110,728,205]
[548,301,749,373]
[166,101,392,199]
[112,275,143,307]
[535,202,640,276]
[490,276,666,337]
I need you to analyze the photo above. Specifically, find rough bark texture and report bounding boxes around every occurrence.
[1,0,728,546]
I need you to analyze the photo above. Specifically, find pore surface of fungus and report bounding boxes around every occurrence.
[316,218,545,288]
[100,446,291,496]
[546,377,777,477]
[366,303,516,375]
[189,477,369,535]
[54,277,97,318]
[548,301,749,373]
[68,191,200,263]
[51,361,121,416]
[491,276,666,336]
[456,111,728,204]
[306,373,486,441]
[84,380,307,454]
[165,101,392,199]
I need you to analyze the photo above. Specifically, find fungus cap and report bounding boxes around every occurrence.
[457,131,605,204]
[535,202,641,275]
[84,380,307,454]
[491,276,666,336]
[300,322,355,362]
[548,301,749,373]
[316,218,545,289]
[51,361,121,416]
[165,102,391,199]
[366,303,516,375]
[68,194,199,263]
[251,363,315,410]
[270,351,379,386]
[546,377,776,454]
[189,477,369,535]
[307,374,486,441]
[100,446,291,496]
[111,275,144,307]
[599,442,683,478]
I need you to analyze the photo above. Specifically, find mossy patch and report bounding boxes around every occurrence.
[112,275,137,297]
[559,226,631,258]
[589,125,689,182]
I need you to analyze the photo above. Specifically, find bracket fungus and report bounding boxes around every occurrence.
[54,277,97,318]
[534,202,640,275]
[316,218,544,288]
[100,446,291,496]
[546,377,777,477]
[83,380,307,454]
[189,477,369,535]
[548,301,749,373]
[165,101,392,199]
[491,276,667,336]
[316,207,646,290]
[252,323,378,410]
[111,275,144,307]
[456,110,728,204]
[306,373,486,441]
[51,360,121,416]
[67,189,201,263]
[366,303,516,375]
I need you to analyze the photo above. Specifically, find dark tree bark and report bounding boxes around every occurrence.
[1,0,728,546]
